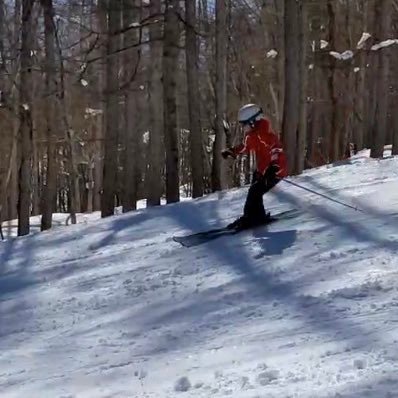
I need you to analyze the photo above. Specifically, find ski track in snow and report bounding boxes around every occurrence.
[2,151,398,397]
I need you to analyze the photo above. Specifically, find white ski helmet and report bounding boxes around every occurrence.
[238,103,264,124]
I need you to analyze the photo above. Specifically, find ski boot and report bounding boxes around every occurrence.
[227,212,271,231]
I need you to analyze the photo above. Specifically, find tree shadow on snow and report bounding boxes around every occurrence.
[86,211,152,251]
[0,234,36,340]
[274,181,398,253]
[161,195,238,231]
[0,236,16,271]
[302,174,398,220]
[135,193,383,361]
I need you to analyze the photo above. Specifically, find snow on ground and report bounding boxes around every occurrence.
[1,193,192,239]
[2,151,398,398]
[0,199,168,239]
[1,211,101,239]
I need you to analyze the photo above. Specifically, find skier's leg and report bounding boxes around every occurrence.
[243,172,280,221]
[243,180,267,220]
[227,169,280,230]
[227,178,264,230]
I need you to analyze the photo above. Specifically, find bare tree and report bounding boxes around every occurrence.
[185,0,204,198]
[0,0,6,224]
[282,0,300,175]
[93,0,106,212]
[354,0,370,152]
[370,0,391,158]
[17,0,35,236]
[146,0,163,206]
[9,0,22,221]
[212,0,228,191]
[393,94,398,155]
[163,0,180,203]
[101,0,122,217]
[40,0,58,231]
[393,8,398,156]
[327,0,340,162]
[121,0,140,212]
[296,0,308,174]
[0,0,4,80]
[0,0,20,224]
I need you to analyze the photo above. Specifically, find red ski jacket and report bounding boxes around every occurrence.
[231,118,288,178]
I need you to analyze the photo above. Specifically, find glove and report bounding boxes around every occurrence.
[221,148,235,159]
[252,170,263,183]
[265,163,281,180]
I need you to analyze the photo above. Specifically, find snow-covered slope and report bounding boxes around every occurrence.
[2,152,398,398]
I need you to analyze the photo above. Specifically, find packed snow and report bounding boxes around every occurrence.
[320,40,329,49]
[266,49,278,59]
[329,50,354,61]
[2,150,398,397]
[357,32,371,49]
[371,39,398,51]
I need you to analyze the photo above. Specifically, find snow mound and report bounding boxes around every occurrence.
[353,358,367,370]
[256,369,280,385]
[174,376,191,392]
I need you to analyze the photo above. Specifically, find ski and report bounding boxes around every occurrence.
[172,209,300,248]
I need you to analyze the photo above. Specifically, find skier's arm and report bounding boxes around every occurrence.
[231,135,252,156]
[222,134,252,159]
[269,135,287,178]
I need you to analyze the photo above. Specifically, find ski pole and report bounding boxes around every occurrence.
[282,178,364,212]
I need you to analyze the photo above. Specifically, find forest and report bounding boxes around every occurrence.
[0,0,397,236]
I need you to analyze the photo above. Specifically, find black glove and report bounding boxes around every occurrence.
[221,149,235,159]
[264,163,280,180]
[252,170,263,183]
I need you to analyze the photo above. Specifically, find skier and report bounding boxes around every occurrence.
[221,104,288,230]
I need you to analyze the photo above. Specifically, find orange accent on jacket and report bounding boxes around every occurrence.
[231,118,288,178]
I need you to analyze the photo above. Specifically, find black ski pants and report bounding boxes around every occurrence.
[243,165,281,221]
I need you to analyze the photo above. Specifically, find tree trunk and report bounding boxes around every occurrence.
[147,0,163,206]
[332,0,351,160]
[366,0,378,148]
[282,0,300,175]
[122,0,139,212]
[327,0,346,162]
[274,0,285,132]
[8,0,21,222]
[31,127,40,216]
[342,0,355,158]
[354,0,369,152]
[101,0,121,217]
[370,0,391,158]
[163,0,180,203]
[17,0,34,236]
[93,120,103,211]
[393,4,398,156]
[0,135,18,223]
[296,0,308,174]
[93,0,106,211]
[40,0,58,231]
[185,0,204,198]
[0,0,6,221]
[393,95,398,155]
[0,0,4,75]
[66,131,79,224]
[212,0,228,191]
[52,7,80,224]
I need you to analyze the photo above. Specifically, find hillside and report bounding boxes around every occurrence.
[1,151,398,398]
